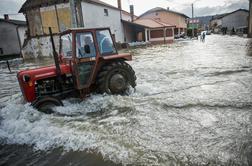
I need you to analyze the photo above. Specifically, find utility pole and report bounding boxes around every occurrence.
[249,0,252,38]
[70,0,78,28]
[192,3,194,38]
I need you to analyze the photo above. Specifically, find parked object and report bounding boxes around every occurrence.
[17,27,137,113]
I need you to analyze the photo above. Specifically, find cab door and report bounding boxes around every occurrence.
[73,32,97,90]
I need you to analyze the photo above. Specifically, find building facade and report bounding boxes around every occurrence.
[133,19,175,44]
[210,9,249,34]
[0,16,27,58]
[137,7,188,35]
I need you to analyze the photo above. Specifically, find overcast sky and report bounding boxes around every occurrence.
[0,0,249,20]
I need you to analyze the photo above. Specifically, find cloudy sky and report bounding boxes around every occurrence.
[0,0,249,20]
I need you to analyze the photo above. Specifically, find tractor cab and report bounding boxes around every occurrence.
[59,28,130,91]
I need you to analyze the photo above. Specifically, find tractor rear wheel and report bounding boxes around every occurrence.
[97,61,136,94]
[32,96,63,114]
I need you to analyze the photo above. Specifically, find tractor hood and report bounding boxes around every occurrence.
[17,64,71,102]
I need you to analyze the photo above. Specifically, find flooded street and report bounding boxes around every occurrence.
[0,35,252,165]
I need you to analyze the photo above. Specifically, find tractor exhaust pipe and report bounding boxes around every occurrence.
[49,27,63,89]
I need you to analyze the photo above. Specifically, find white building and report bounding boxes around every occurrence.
[81,0,124,42]
[210,9,249,34]
[19,0,127,58]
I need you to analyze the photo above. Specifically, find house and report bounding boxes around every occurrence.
[19,0,125,58]
[133,19,175,44]
[0,15,27,59]
[136,7,189,36]
[210,13,228,33]
[210,9,249,34]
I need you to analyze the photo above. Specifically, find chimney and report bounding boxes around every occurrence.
[167,7,170,10]
[130,5,134,22]
[117,0,122,10]
[4,14,9,20]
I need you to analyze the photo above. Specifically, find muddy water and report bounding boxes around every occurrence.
[0,35,252,166]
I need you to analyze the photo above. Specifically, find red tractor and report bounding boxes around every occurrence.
[17,27,136,113]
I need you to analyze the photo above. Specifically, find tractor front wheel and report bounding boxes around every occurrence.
[97,61,136,94]
[32,96,63,114]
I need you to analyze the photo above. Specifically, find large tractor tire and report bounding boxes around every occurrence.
[97,61,136,94]
[32,96,63,114]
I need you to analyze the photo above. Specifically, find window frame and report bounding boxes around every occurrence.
[75,32,97,58]
[95,29,117,56]
[104,8,109,16]
[60,32,73,58]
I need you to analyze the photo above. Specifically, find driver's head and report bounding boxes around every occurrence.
[84,36,92,44]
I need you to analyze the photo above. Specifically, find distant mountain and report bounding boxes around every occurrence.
[194,16,213,25]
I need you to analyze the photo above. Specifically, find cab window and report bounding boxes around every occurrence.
[76,32,96,58]
[61,33,72,57]
[96,30,116,55]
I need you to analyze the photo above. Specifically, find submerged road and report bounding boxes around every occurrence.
[0,35,252,165]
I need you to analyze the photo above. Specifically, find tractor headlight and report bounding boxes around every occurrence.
[23,74,31,83]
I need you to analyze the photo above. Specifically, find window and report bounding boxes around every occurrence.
[76,32,96,58]
[0,48,3,55]
[150,30,164,38]
[61,33,72,57]
[104,9,108,16]
[166,29,173,37]
[155,12,159,16]
[96,30,116,55]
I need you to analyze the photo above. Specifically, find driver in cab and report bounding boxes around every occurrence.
[78,36,96,58]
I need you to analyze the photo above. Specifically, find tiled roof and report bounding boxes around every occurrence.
[0,19,26,26]
[134,18,175,28]
[19,0,120,13]
[139,7,189,19]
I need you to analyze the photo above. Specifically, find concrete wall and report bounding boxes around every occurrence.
[222,10,249,31]
[22,35,60,59]
[139,11,187,28]
[81,2,124,43]
[0,22,20,56]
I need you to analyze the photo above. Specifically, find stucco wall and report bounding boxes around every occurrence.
[0,22,20,56]
[222,10,249,30]
[81,2,124,43]
[140,11,187,28]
